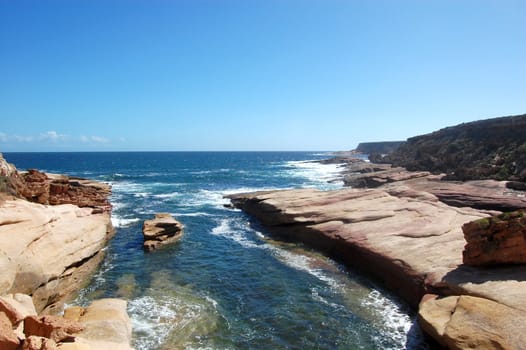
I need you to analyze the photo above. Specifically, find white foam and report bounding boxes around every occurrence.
[361,289,418,347]
[268,246,344,291]
[153,192,180,199]
[284,160,344,190]
[210,218,258,248]
[111,216,141,228]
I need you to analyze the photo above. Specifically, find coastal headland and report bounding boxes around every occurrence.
[228,114,526,349]
[0,153,133,349]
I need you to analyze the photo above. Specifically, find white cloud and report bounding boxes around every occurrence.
[0,132,7,142]
[39,130,67,142]
[80,135,109,144]
[13,135,34,142]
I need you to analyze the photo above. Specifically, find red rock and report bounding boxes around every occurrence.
[24,315,83,343]
[22,335,58,350]
[462,210,526,266]
[0,311,20,350]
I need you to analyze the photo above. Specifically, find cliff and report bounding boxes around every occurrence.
[355,141,404,155]
[381,114,526,182]
[0,153,114,313]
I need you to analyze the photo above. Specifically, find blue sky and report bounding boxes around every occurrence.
[1,0,525,151]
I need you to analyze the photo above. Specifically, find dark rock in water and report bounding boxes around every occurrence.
[381,113,526,182]
[142,213,184,251]
[462,210,526,266]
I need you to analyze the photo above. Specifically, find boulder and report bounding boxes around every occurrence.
[462,210,526,266]
[142,213,184,251]
[24,315,83,342]
[0,311,20,350]
[22,335,58,350]
[0,293,38,325]
[63,299,132,350]
[419,295,526,349]
[21,170,50,204]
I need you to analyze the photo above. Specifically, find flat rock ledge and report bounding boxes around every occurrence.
[142,213,184,251]
[227,186,526,349]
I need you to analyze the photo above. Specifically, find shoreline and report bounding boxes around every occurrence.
[227,157,526,348]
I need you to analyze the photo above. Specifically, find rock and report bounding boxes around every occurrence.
[64,299,133,350]
[0,293,38,325]
[24,315,83,342]
[343,166,430,188]
[381,113,526,182]
[419,295,526,349]
[506,181,526,191]
[23,335,58,350]
[21,170,50,204]
[142,213,183,251]
[462,210,526,266]
[56,343,91,350]
[0,199,114,313]
[228,187,489,307]
[0,311,20,350]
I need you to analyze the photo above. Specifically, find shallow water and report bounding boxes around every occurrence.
[4,152,429,349]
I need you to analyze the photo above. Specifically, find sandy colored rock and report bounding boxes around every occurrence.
[0,311,20,350]
[228,187,489,306]
[57,342,92,350]
[462,210,526,266]
[24,315,83,342]
[142,213,184,251]
[67,299,133,350]
[23,335,58,350]
[0,198,113,312]
[420,295,526,350]
[0,293,38,325]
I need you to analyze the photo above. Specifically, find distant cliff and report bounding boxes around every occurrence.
[355,141,403,155]
[381,114,526,182]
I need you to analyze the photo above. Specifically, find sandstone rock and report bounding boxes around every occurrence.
[0,199,113,312]
[56,342,91,350]
[23,335,58,350]
[65,299,132,350]
[143,213,183,251]
[228,187,489,307]
[419,295,526,350]
[24,315,83,342]
[0,311,20,350]
[0,293,37,325]
[343,166,430,188]
[462,210,526,266]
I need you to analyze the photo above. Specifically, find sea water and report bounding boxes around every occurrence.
[4,152,429,350]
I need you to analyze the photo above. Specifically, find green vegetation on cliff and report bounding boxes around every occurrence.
[381,114,526,182]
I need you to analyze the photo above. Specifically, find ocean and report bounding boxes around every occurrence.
[4,152,428,350]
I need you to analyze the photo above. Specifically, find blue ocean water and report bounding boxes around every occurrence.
[4,152,428,350]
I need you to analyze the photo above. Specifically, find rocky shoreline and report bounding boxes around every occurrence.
[0,154,133,349]
[227,157,526,349]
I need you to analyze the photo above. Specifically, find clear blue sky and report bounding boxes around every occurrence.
[1,0,525,151]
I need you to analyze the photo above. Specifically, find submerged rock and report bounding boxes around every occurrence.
[462,210,526,266]
[142,213,184,251]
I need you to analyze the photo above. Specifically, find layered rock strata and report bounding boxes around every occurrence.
[228,185,526,348]
[142,213,184,251]
[462,210,526,266]
[0,154,114,313]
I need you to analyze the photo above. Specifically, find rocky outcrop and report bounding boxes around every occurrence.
[63,299,133,350]
[0,198,114,313]
[343,166,430,188]
[0,154,114,313]
[355,141,404,155]
[0,294,132,350]
[142,213,184,251]
[228,186,526,348]
[380,113,526,182]
[419,294,526,349]
[462,210,526,266]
